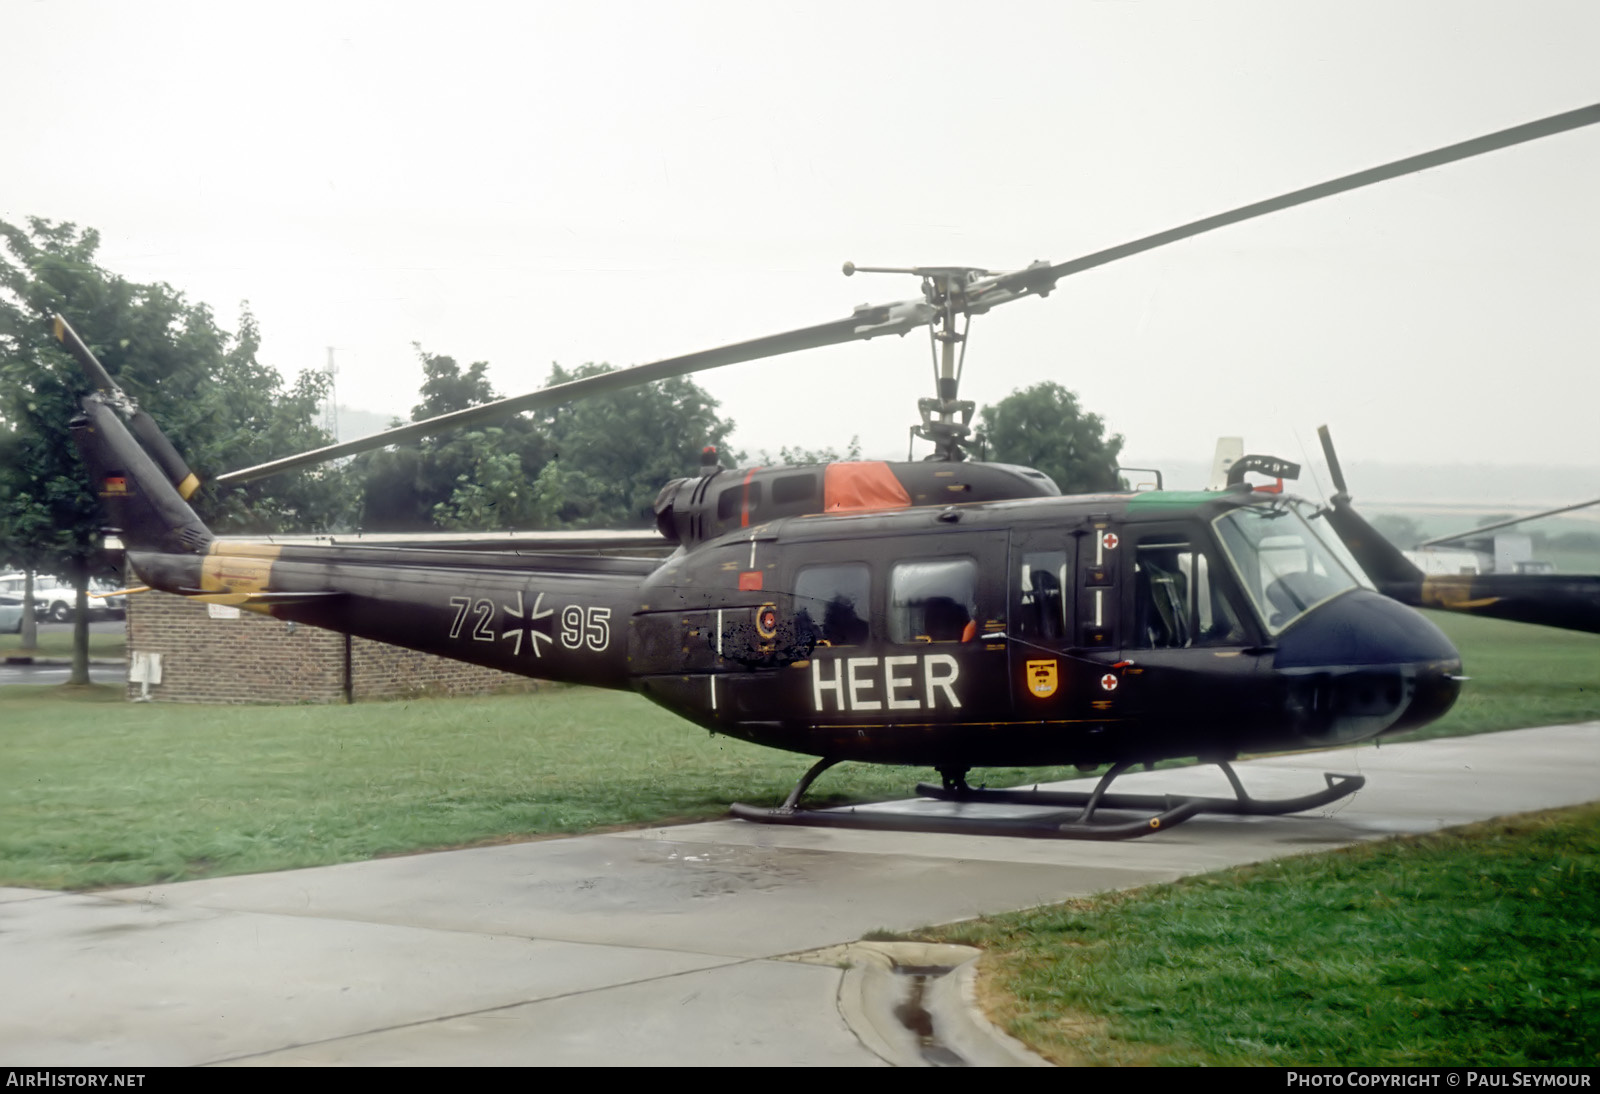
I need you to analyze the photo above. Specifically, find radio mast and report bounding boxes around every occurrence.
[321,347,339,440]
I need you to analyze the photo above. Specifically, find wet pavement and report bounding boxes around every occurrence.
[0,661,125,686]
[1,721,1595,1067]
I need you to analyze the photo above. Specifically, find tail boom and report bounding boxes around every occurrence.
[128,541,646,689]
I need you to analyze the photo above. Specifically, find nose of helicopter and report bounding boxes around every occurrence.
[1272,589,1463,744]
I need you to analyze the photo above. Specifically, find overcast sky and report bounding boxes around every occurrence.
[7,0,1597,489]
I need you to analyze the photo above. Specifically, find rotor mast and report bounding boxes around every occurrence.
[844,262,987,462]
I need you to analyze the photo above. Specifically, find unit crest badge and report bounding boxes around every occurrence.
[1026,659,1058,699]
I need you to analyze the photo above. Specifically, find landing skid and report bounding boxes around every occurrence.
[729,758,1365,841]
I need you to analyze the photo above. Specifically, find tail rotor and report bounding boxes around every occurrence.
[53,315,201,500]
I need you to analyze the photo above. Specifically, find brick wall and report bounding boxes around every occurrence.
[126,592,539,704]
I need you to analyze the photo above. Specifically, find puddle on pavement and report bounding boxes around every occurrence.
[892,964,967,1067]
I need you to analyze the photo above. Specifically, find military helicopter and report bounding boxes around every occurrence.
[61,102,1598,839]
[1314,428,1600,635]
[1206,431,1600,636]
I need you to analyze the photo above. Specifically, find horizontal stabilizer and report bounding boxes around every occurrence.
[175,589,348,606]
[90,586,151,599]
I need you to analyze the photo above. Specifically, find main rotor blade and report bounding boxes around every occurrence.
[1418,497,1600,547]
[216,300,932,485]
[222,102,1599,486]
[987,102,1600,302]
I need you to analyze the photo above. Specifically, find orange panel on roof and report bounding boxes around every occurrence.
[824,462,912,513]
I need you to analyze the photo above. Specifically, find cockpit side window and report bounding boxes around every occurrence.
[1018,550,1067,641]
[793,563,871,647]
[891,557,977,644]
[1133,538,1246,649]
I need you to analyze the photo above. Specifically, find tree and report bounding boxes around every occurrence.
[977,381,1123,493]
[0,217,355,678]
[414,352,496,420]
[755,436,862,466]
[0,221,122,680]
[0,425,67,651]
[351,357,738,532]
[351,347,554,531]
[527,363,739,528]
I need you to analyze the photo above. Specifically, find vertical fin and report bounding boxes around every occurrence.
[71,396,213,555]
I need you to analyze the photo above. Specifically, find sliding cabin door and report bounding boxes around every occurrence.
[1008,522,1127,719]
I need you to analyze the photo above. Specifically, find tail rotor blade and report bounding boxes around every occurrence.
[52,315,118,392]
[127,410,202,499]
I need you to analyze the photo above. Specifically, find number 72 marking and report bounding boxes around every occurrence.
[449,596,504,640]
[448,597,498,641]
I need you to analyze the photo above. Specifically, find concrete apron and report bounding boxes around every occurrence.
[2,722,1595,1067]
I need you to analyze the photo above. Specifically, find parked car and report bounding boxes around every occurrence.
[0,573,125,622]
[0,594,23,634]
[41,578,79,621]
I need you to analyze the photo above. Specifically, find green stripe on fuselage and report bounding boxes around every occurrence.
[1126,490,1220,511]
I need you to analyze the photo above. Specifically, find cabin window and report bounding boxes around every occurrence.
[1018,550,1067,641]
[1133,539,1246,649]
[716,482,761,522]
[771,473,818,507]
[793,563,871,647]
[891,558,977,644]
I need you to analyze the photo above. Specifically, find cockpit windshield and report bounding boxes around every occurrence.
[1213,499,1373,635]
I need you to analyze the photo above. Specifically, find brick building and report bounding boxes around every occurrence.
[126,591,539,704]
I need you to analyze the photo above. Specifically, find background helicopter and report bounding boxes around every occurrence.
[1205,431,1600,636]
[1315,427,1600,635]
[64,102,1598,838]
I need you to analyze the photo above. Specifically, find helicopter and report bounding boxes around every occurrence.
[1314,428,1600,635]
[60,101,1599,839]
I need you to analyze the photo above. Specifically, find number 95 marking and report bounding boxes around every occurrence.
[561,606,611,651]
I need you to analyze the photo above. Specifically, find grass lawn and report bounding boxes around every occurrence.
[0,629,127,659]
[930,804,1600,1066]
